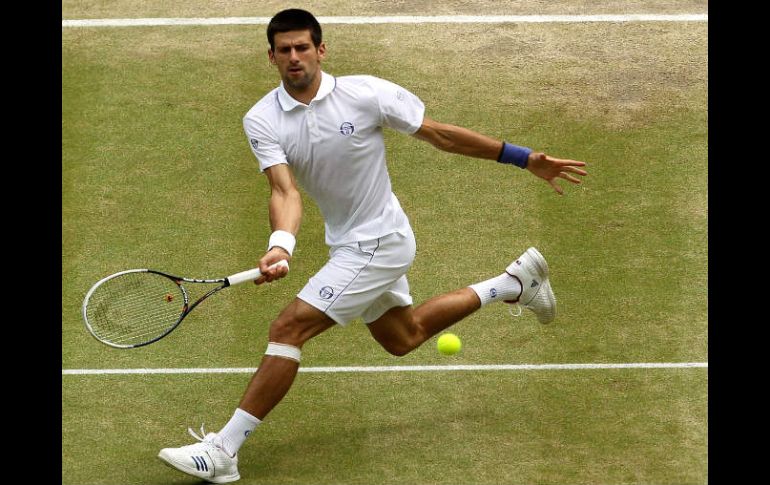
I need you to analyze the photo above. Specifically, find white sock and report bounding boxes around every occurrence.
[469,272,522,306]
[215,408,261,457]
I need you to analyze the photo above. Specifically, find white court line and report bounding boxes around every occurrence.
[62,362,707,375]
[62,14,708,28]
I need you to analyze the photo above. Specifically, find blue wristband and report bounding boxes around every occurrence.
[497,142,532,169]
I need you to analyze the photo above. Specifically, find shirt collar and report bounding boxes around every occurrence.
[277,71,336,111]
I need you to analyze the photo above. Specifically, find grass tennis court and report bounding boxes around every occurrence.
[62,1,708,483]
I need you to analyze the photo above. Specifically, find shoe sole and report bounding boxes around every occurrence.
[536,280,556,324]
[523,248,556,324]
[157,452,240,484]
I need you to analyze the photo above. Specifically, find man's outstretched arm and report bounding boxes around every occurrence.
[412,116,587,195]
[255,163,302,284]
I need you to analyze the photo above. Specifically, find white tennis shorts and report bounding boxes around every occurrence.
[297,228,417,326]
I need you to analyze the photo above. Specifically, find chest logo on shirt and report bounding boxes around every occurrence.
[250,138,259,150]
[339,122,355,136]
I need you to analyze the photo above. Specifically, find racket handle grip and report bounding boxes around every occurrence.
[226,260,289,286]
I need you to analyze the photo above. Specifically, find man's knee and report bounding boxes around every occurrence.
[378,339,413,357]
[268,299,336,347]
[367,305,424,357]
[268,316,303,346]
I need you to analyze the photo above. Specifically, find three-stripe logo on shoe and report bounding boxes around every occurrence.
[192,456,208,472]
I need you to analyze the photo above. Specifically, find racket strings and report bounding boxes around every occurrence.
[85,272,186,346]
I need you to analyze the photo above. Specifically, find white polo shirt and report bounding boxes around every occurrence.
[243,71,425,247]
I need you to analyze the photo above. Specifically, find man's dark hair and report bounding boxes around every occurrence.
[267,9,323,50]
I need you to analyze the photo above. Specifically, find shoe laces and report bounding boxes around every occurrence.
[187,424,233,458]
[507,303,523,318]
[188,424,215,443]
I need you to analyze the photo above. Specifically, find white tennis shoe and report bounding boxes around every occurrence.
[158,426,240,483]
[504,247,556,324]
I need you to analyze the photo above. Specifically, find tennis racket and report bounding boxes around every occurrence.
[82,260,288,349]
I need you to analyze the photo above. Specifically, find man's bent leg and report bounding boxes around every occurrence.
[215,298,335,457]
[239,298,336,419]
[367,287,480,356]
[367,247,557,356]
[158,298,335,482]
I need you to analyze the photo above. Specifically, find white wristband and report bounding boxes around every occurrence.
[268,230,296,256]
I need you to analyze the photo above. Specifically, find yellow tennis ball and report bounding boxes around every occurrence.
[437,333,462,355]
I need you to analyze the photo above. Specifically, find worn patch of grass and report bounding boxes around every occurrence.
[62,0,708,19]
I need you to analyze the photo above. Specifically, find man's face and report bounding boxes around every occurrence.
[269,30,326,92]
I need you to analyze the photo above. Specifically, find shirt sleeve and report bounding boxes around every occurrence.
[367,76,426,135]
[243,113,288,173]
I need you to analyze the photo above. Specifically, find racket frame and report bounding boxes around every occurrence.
[82,269,226,349]
[81,261,287,349]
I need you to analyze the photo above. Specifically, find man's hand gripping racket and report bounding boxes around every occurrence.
[81,260,288,349]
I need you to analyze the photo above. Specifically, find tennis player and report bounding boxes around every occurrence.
[158,8,587,483]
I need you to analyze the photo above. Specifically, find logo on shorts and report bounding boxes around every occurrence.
[320,286,334,299]
[339,122,355,136]
[490,288,497,298]
[250,138,259,150]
